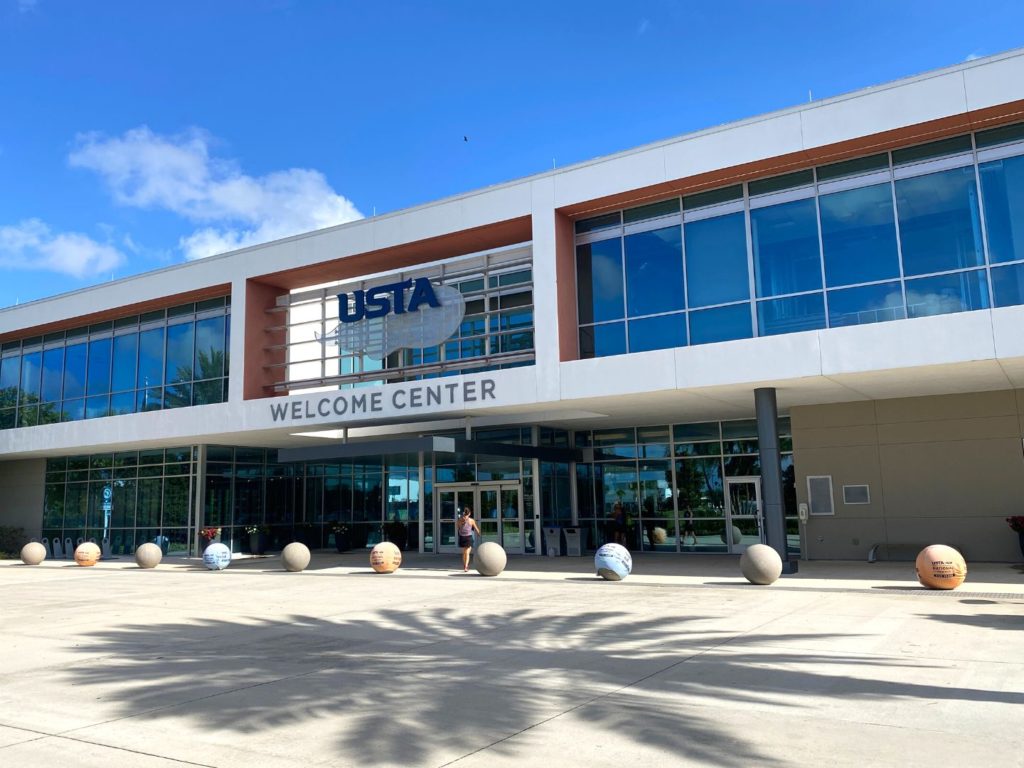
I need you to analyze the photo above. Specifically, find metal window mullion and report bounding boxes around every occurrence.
[619,233,629,352]
[971,131,996,307]
[813,167,830,327]
[888,150,910,318]
[743,182,759,336]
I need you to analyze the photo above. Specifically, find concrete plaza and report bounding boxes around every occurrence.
[1,552,1022,767]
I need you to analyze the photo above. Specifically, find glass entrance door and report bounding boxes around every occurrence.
[725,477,763,554]
[436,483,523,554]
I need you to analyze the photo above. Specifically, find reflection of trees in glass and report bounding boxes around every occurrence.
[164,349,225,408]
[0,385,60,425]
[674,458,724,515]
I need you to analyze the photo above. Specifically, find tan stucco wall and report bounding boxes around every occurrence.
[792,391,1024,562]
[0,458,46,542]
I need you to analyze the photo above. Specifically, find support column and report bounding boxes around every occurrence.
[754,388,797,574]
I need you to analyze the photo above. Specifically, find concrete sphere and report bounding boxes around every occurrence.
[74,542,101,567]
[202,542,232,571]
[282,542,311,572]
[474,541,507,576]
[595,543,632,581]
[739,544,783,585]
[651,527,667,545]
[720,525,742,545]
[370,541,402,573]
[134,542,163,569]
[915,544,967,590]
[20,542,47,566]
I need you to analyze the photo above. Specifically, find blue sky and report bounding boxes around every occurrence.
[1,0,1022,309]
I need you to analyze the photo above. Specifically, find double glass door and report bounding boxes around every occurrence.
[724,476,763,553]
[436,483,523,554]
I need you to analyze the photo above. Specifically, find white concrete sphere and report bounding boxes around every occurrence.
[370,541,402,573]
[916,544,967,590]
[202,542,232,570]
[134,542,163,569]
[20,542,46,565]
[595,543,632,581]
[739,544,783,585]
[74,542,101,567]
[282,542,311,572]
[720,525,743,545]
[474,541,507,576]
[651,527,667,545]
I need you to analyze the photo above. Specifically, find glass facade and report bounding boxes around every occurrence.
[0,297,230,430]
[575,123,1024,358]
[575,419,798,555]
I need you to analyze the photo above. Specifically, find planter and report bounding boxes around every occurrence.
[248,532,266,555]
[334,533,351,553]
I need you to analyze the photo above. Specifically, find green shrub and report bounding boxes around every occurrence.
[0,526,27,559]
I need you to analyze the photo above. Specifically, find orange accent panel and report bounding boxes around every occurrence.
[554,212,578,362]
[256,216,532,290]
[558,99,1024,219]
[243,279,286,400]
[0,284,231,344]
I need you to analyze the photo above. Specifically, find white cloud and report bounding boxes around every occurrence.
[69,126,363,260]
[636,18,650,36]
[965,51,984,62]
[18,0,38,13]
[0,219,125,278]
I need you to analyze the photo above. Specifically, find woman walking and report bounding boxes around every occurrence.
[458,506,481,572]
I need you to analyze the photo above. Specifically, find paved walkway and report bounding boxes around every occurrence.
[1,553,1022,767]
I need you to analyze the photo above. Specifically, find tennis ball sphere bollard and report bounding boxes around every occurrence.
[203,542,232,570]
[20,542,47,565]
[720,525,742,545]
[370,541,402,573]
[739,544,783,585]
[74,542,101,567]
[594,543,632,581]
[281,542,311,572]
[915,544,967,590]
[134,542,163,569]
[474,541,507,576]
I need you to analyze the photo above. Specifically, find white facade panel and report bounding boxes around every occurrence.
[560,349,677,400]
[552,148,667,209]
[964,53,1024,112]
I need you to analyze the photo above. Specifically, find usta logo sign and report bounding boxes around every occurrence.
[339,277,439,323]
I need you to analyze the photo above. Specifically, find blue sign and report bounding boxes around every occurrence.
[338,277,440,324]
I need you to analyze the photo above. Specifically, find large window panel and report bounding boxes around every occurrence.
[895,167,984,276]
[627,313,686,353]
[827,282,905,327]
[0,354,19,404]
[905,269,989,318]
[111,334,138,393]
[62,343,87,399]
[194,315,226,380]
[980,154,1024,264]
[757,293,826,335]
[137,327,165,389]
[751,198,822,297]
[819,183,900,287]
[684,212,750,307]
[991,262,1024,307]
[40,348,64,403]
[579,322,626,359]
[576,239,625,324]
[673,457,724,516]
[86,338,112,395]
[20,351,41,399]
[688,303,753,345]
[165,322,195,385]
[624,226,684,317]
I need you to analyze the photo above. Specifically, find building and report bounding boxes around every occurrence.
[4,50,1024,563]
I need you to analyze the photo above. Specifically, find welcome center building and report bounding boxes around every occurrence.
[5,50,1024,564]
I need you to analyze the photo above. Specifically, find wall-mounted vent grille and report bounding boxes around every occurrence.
[843,484,870,505]
[807,476,834,516]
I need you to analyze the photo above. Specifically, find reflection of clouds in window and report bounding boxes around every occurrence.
[905,288,968,317]
[593,252,623,301]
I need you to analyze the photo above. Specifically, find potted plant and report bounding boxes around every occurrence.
[199,526,221,553]
[330,522,351,553]
[1006,516,1024,559]
[244,525,268,555]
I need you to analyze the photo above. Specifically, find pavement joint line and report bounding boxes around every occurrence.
[0,722,213,765]
[435,598,812,768]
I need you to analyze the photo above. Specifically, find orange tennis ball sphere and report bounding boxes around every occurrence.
[74,542,101,567]
[915,544,967,590]
[369,541,402,573]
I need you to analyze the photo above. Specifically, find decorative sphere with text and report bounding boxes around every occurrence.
[203,542,232,570]
[595,543,632,581]
[370,541,402,573]
[915,544,967,590]
[74,542,101,567]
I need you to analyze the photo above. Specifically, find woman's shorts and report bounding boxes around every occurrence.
[458,534,473,548]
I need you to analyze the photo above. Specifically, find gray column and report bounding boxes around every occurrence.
[754,388,797,574]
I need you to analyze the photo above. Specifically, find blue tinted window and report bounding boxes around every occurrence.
[684,212,750,308]
[628,313,686,352]
[905,270,989,318]
[624,226,683,317]
[61,398,84,422]
[895,167,983,276]
[992,263,1024,307]
[20,351,41,398]
[757,293,825,335]
[110,391,135,416]
[827,282,905,327]
[689,303,753,345]
[579,323,626,359]
[576,239,624,324]
[85,394,109,419]
[979,155,1024,264]
[137,328,164,389]
[1,355,20,401]
[40,348,64,403]
[62,343,86,399]
[195,316,226,379]
[86,338,111,395]
[750,198,822,297]
[819,183,900,287]
[165,322,195,385]
[111,334,138,392]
